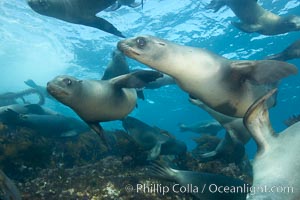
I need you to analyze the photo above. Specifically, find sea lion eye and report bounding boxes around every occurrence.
[136,37,146,48]
[63,78,72,86]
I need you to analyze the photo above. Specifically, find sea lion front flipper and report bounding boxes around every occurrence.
[24,79,38,88]
[110,70,163,89]
[87,122,111,151]
[243,89,277,155]
[231,60,298,84]
[85,16,125,38]
[206,0,227,12]
[147,142,163,160]
[231,21,263,33]
[264,53,284,61]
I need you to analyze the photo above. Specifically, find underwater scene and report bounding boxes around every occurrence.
[1,0,300,199]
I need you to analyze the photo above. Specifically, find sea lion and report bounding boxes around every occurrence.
[122,116,187,160]
[244,89,300,199]
[0,88,45,106]
[101,49,130,80]
[178,120,223,135]
[47,70,162,147]
[188,98,254,163]
[106,0,143,11]
[117,35,298,117]
[207,0,300,35]
[0,170,21,200]
[265,39,300,61]
[3,109,90,137]
[27,0,125,38]
[0,104,58,123]
[149,162,248,200]
[24,79,55,101]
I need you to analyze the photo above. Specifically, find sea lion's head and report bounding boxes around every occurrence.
[27,0,60,16]
[47,75,82,107]
[117,35,169,68]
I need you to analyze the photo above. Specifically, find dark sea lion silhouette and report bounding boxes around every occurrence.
[27,0,125,37]
[207,0,300,35]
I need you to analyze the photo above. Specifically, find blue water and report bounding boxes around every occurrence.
[1,0,300,159]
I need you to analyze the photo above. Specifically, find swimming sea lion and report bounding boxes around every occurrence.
[101,49,130,80]
[4,109,90,137]
[0,88,45,106]
[122,116,187,160]
[178,120,222,136]
[244,89,300,199]
[24,79,55,101]
[106,0,143,11]
[47,70,162,147]
[149,162,248,200]
[117,35,297,117]
[27,0,125,38]
[0,170,21,200]
[265,39,300,61]
[207,0,300,35]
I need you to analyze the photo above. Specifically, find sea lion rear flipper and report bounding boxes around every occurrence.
[86,16,125,38]
[206,0,227,12]
[88,122,111,151]
[231,21,263,33]
[231,60,298,84]
[147,142,163,160]
[110,70,163,89]
[243,89,277,155]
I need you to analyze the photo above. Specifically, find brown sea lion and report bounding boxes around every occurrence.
[266,39,300,61]
[117,35,297,117]
[47,70,162,147]
[207,0,300,35]
[27,0,125,37]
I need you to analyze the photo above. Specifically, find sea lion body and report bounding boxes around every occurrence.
[118,35,297,117]
[179,120,223,135]
[47,70,162,146]
[122,116,187,160]
[266,39,300,61]
[207,0,300,35]
[27,0,124,37]
[47,76,137,122]
[101,49,130,80]
[244,89,300,199]
[4,109,90,137]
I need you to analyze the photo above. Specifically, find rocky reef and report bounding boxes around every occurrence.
[0,125,252,199]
